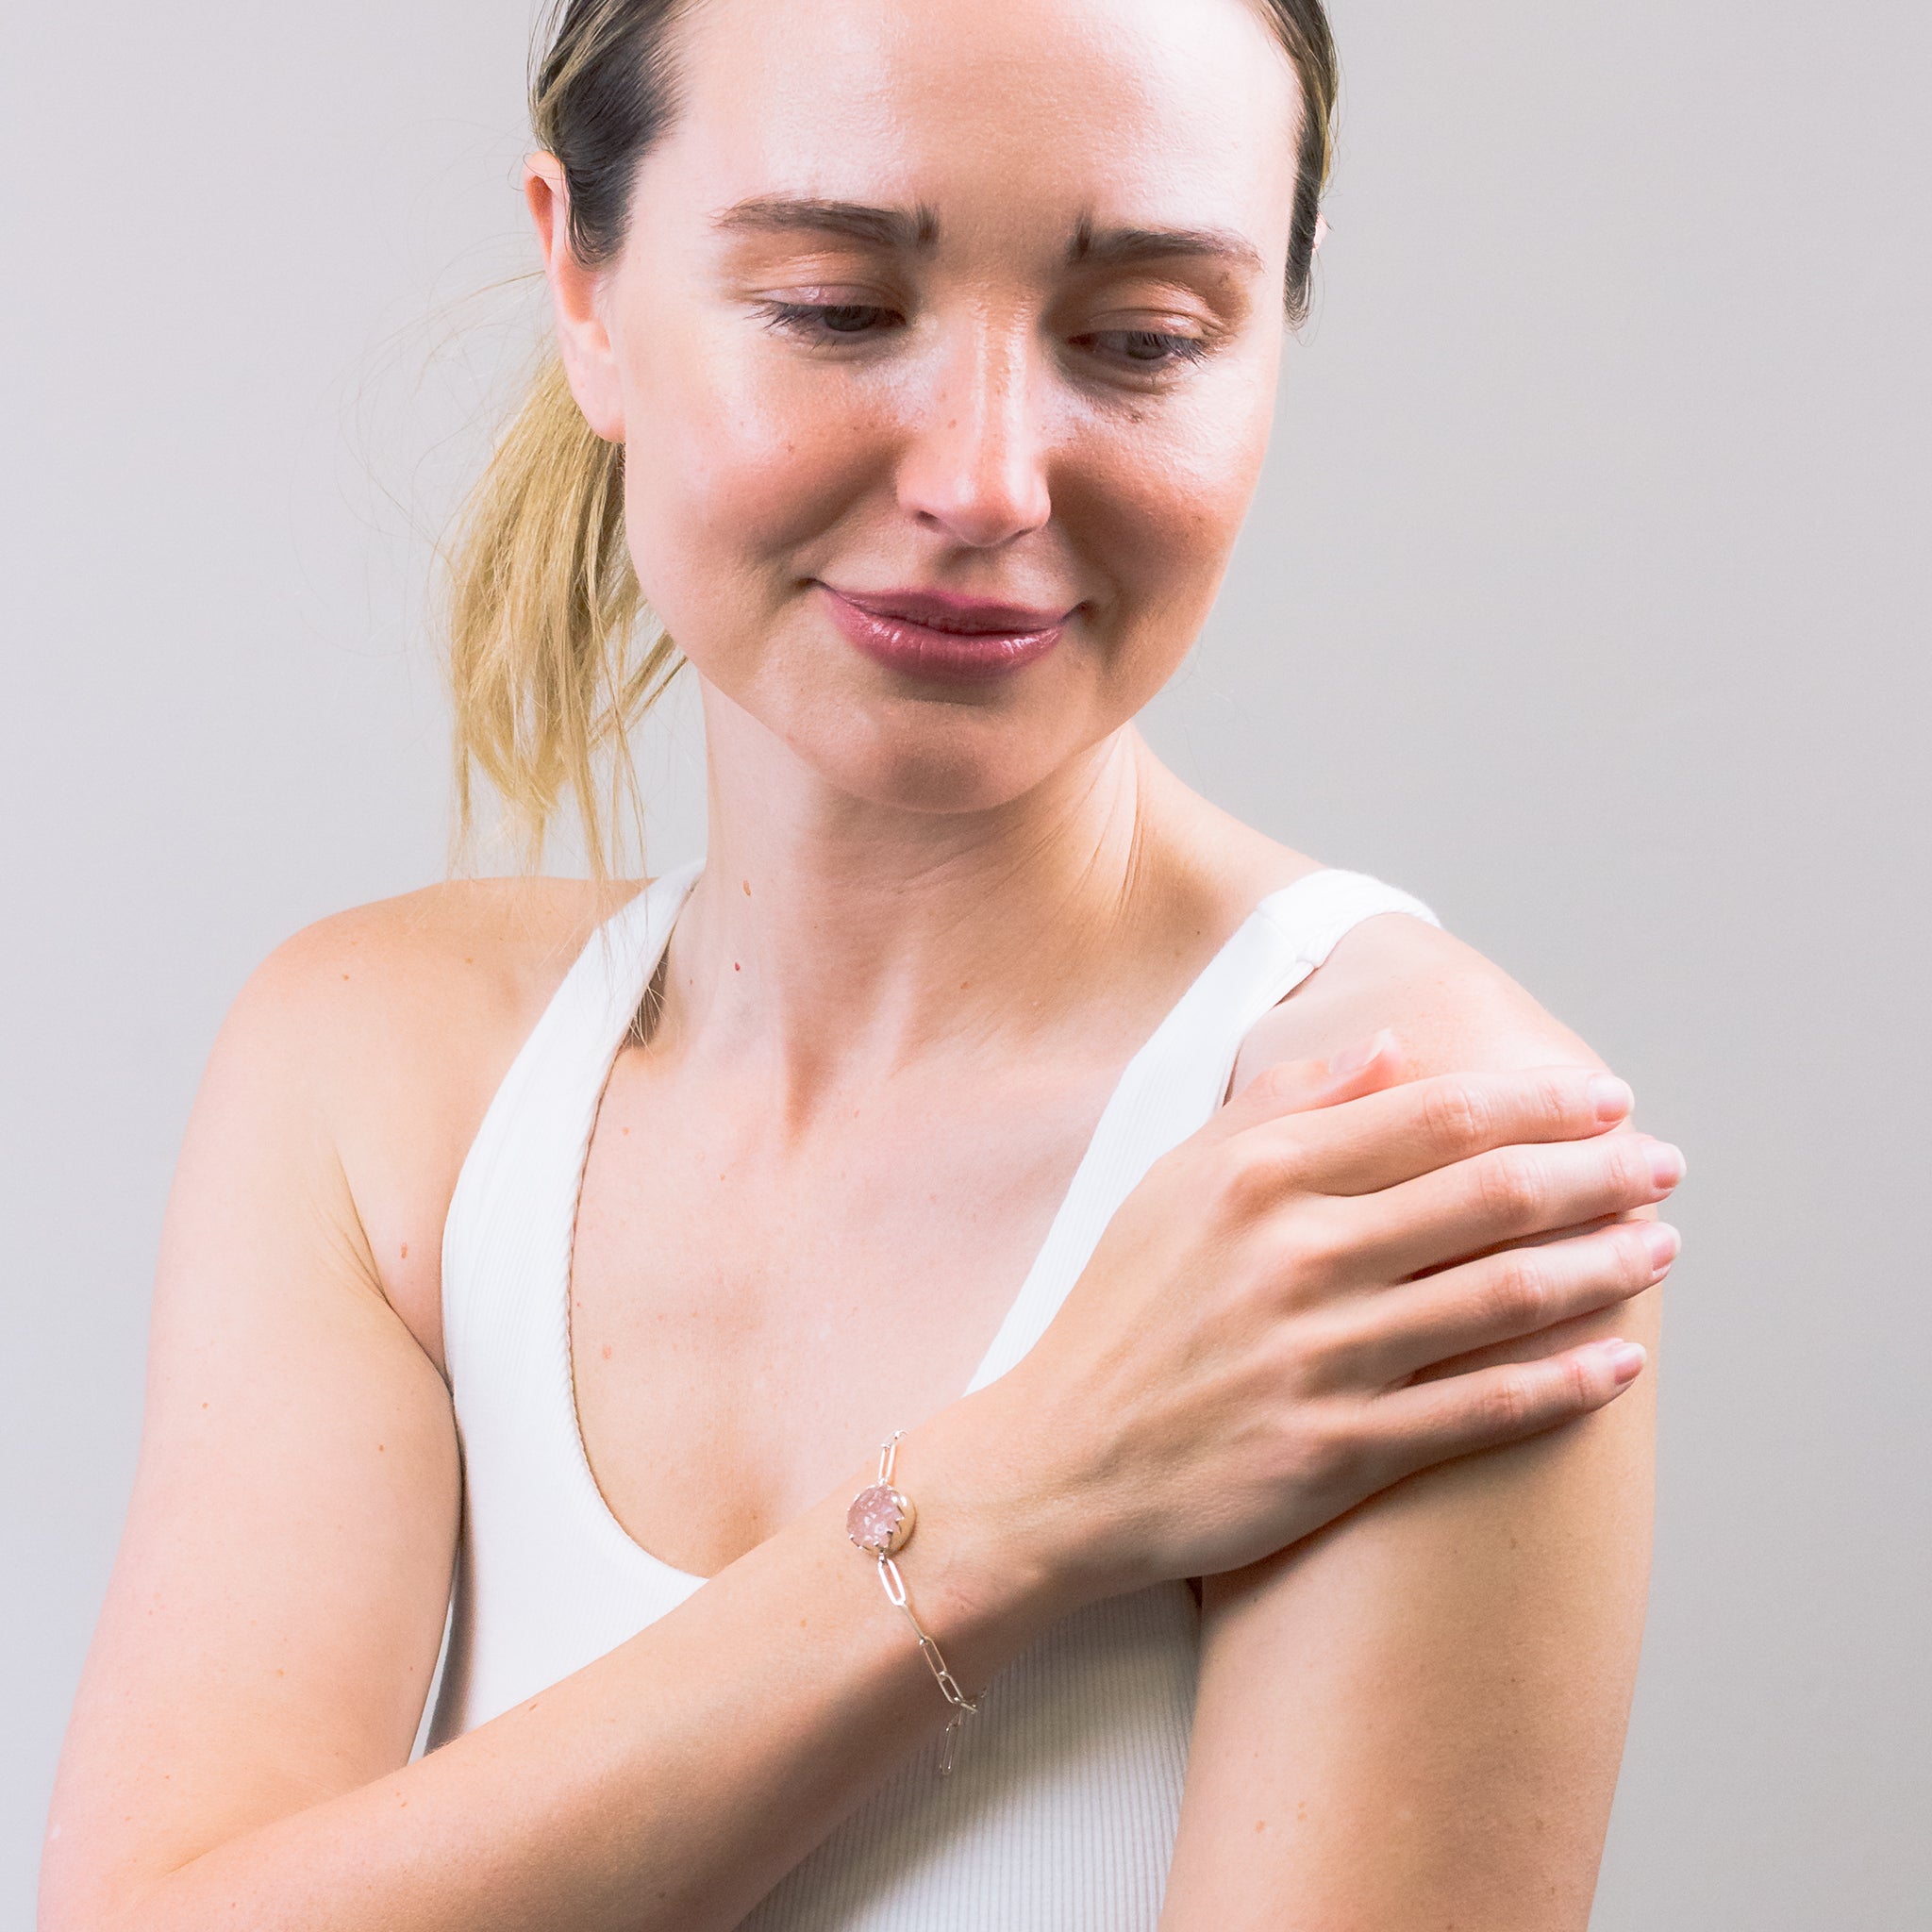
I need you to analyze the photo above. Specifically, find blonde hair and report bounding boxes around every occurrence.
[443,0,1339,884]
[444,354,678,882]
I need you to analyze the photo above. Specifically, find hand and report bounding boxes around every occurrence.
[984,1034,1681,1606]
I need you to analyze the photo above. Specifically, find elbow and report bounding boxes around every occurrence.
[40,1839,192,1932]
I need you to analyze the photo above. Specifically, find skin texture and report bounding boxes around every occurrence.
[39,2,1670,1926]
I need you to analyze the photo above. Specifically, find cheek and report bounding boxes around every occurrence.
[613,315,874,627]
[1070,380,1276,645]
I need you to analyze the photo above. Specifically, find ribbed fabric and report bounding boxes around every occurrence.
[425,861,1440,1925]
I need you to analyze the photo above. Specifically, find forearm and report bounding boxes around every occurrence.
[87,1397,1065,1932]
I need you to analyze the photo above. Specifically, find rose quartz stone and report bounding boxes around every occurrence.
[847,1482,912,1554]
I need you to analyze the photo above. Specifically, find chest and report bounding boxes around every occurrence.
[566,1046,1116,1579]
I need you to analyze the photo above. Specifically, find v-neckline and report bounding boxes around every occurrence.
[556,863,1329,1590]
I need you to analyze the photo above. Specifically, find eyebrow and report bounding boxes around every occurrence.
[712,196,941,252]
[1063,212,1263,277]
[710,196,1263,276]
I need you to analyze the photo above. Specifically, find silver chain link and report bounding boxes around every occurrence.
[871,1431,980,1774]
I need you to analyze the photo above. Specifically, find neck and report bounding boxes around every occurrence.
[653,682,1207,1112]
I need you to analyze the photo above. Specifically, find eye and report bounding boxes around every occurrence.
[757,299,902,343]
[1072,327,1213,372]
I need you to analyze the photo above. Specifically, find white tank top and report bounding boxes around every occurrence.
[424,860,1440,1926]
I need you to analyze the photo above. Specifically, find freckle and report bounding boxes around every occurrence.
[400,1241,408,1259]
[341,973,350,981]
[742,879,752,896]
[276,1668,285,1677]
[734,961,741,972]
[622,1125,630,1134]
[1254,1818,1267,1833]
[377,1443,385,1452]
[601,1342,612,1360]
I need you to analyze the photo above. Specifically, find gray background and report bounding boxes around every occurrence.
[5,2,1925,1924]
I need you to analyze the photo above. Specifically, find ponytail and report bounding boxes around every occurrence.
[442,353,680,883]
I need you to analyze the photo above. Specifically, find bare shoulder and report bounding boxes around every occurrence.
[1172,893,1659,1931]
[225,873,643,1370]
[1144,784,1597,1085]
[241,872,634,1049]
[1233,902,1607,1093]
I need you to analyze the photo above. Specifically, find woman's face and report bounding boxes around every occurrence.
[545,0,1302,814]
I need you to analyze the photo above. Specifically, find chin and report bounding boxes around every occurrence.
[787,708,1084,817]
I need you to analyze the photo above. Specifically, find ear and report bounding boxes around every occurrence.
[525,152,625,442]
[1312,211,1330,256]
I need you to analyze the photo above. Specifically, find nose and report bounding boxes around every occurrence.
[895,319,1053,549]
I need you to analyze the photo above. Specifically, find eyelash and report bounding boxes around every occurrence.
[759,301,894,342]
[753,301,1214,374]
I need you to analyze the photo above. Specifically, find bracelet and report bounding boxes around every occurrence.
[846,1430,981,1775]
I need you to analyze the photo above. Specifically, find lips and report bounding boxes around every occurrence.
[818,583,1074,685]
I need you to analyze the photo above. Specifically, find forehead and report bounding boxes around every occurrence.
[646,0,1302,264]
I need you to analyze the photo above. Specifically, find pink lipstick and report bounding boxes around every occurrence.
[818,583,1073,685]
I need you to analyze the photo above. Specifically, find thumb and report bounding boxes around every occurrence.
[1208,1027,1403,1139]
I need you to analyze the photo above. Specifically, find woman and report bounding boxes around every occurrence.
[41,0,1679,1925]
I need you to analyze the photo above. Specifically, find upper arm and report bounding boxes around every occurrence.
[40,921,464,1926]
[1162,917,1660,1930]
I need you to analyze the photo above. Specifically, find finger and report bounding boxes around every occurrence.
[1367,1334,1649,1476]
[1323,1220,1677,1389]
[1206,1028,1404,1142]
[1335,1129,1685,1284]
[1233,1063,1636,1193]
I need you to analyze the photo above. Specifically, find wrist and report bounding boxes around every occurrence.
[871,1389,1094,1690]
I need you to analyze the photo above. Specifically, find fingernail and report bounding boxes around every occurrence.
[1641,1223,1680,1275]
[1588,1074,1633,1123]
[1647,1141,1686,1190]
[1602,1341,1647,1385]
[1326,1030,1389,1078]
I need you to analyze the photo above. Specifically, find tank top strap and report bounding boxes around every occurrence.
[963,866,1440,1391]
[440,859,704,1391]
[1250,865,1441,975]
